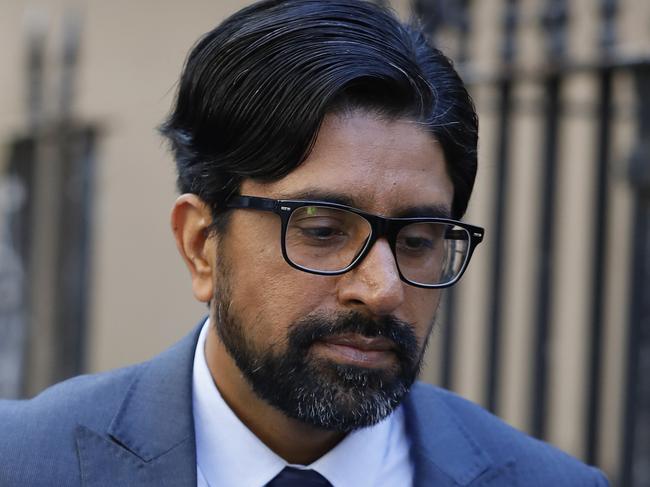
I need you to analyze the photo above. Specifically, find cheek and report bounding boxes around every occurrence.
[232,273,336,347]
[223,222,336,340]
[405,289,442,344]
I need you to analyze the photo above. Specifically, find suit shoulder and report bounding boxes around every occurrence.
[0,364,143,485]
[408,383,609,486]
[1,363,140,424]
[1,362,144,428]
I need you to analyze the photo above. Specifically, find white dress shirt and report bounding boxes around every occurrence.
[192,319,414,487]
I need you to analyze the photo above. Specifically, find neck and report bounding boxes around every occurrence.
[204,325,346,464]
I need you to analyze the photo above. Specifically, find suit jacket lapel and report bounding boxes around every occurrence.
[74,321,517,486]
[404,384,517,487]
[76,323,204,487]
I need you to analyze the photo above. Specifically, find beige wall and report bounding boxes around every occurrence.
[1,0,251,377]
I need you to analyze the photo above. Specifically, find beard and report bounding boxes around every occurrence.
[213,266,427,432]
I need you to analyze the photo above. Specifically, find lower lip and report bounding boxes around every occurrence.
[312,342,396,367]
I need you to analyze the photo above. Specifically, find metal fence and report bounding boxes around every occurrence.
[404,0,649,485]
[0,11,97,399]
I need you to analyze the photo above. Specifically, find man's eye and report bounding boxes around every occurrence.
[398,236,434,251]
[300,225,344,239]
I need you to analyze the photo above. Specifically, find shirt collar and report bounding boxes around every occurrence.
[192,319,401,487]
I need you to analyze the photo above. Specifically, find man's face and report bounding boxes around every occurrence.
[212,111,454,431]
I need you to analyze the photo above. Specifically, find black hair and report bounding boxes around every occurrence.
[159,0,478,226]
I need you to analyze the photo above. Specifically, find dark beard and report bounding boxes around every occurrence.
[215,298,423,432]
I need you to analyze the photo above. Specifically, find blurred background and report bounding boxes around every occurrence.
[0,0,648,485]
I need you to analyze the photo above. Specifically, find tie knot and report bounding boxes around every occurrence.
[266,466,333,486]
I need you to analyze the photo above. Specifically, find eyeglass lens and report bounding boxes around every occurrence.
[285,205,470,286]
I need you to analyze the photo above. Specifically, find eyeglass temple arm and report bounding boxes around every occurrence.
[226,195,277,211]
[445,228,484,243]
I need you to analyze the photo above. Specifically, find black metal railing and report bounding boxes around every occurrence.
[406,1,650,486]
[621,63,650,487]
[0,10,98,399]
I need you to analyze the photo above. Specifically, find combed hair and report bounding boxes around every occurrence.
[160,0,478,222]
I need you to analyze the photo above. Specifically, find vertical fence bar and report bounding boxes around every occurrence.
[26,13,46,134]
[585,0,618,466]
[54,127,96,383]
[485,0,518,414]
[531,0,568,439]
[621,63,650,487]
[532,72,559,440]
[51,10,91,383]
[585,64,611,466]
[455,0,471,64]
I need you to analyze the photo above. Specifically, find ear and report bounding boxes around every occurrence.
[171,194,216,303]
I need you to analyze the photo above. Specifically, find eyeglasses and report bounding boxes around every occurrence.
[226,195,484,288]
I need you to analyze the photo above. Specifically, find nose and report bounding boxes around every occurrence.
[336,238,405,316]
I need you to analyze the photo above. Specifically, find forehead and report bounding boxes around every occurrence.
[241,113,454,217]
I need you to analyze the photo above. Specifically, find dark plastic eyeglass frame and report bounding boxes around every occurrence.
[226,195,485,289]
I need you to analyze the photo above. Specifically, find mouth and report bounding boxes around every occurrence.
[311,334,398,368]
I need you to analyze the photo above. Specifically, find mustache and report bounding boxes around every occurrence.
[286,311,419,364]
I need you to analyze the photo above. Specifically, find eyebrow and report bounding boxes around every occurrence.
[277,188,452,219]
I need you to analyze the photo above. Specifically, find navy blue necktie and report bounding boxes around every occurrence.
[266,467,333,486]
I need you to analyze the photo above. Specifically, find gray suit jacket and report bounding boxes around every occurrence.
[0,321,608,486]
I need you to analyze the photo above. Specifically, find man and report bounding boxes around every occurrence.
[0,1,608,486]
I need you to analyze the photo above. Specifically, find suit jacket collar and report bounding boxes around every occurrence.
[76,320,514,486]
[404,384,517,486]
[76,322,203,486]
